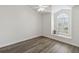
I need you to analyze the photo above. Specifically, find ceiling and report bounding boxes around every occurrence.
[29,5,74,13]
[30,5,52,13]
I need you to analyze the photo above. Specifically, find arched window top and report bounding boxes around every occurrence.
[57,13,69,19]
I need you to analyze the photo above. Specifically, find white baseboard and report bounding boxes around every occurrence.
[1,34,79,48]
[0,35,41,48]
[43,34,79,47]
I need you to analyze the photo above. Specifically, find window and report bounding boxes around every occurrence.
[54,9,71,38]
[57,13,69,34]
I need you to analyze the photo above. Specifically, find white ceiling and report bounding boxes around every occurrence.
[29,5,74,13]
[30,5,52,13]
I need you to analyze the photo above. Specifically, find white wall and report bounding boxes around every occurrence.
[42,5,72,37]
[1,5,79,48]
[42,13,51,36]
[0,6,42,47]
[42,5,79,47]
[72,6,79,44]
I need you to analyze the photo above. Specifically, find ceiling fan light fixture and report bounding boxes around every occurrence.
[38,7,45,12]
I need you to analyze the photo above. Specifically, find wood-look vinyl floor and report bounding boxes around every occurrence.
[0,36,79,53]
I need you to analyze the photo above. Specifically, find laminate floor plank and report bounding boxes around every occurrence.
[0,37,79,53]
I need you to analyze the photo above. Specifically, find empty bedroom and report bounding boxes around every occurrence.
[0,5,79,53]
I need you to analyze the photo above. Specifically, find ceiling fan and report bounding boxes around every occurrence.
[34,5,49,12]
